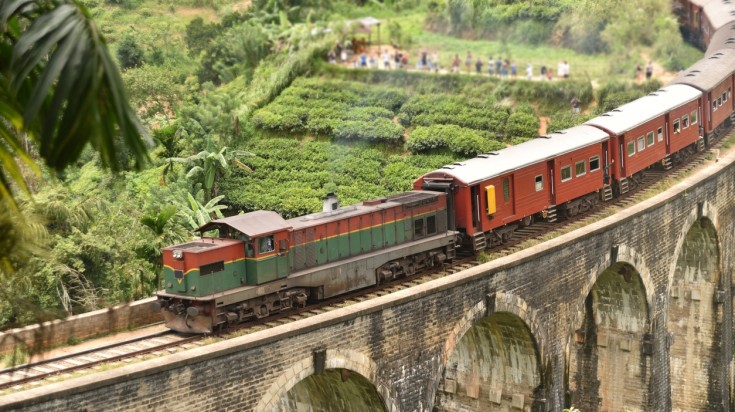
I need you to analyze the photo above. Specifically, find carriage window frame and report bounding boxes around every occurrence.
[589,156,600,172]
[534,175,543,192]
[673,118,681,133]
[627,141,635,157]
[575,160,586,177]
[637,136,645,152]
[723,92,727,103]
[690,110,697,125]
[561,165,572,182]
[502,178,510,201]
[646,131,654,146]
[682,114,689,129]
[657,126,664,142]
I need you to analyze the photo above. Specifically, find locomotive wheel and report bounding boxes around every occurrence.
[256,304,269,319]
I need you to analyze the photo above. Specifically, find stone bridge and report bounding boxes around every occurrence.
[2,153,735,411]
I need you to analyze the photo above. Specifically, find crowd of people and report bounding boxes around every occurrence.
[327,43,577,82]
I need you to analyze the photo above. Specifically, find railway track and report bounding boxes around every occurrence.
[0,330,202,393]
[0,136,726,393]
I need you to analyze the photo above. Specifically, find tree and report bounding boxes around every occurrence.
[116,34,144,70]
[0,0,149,212]
[169,145,253,200]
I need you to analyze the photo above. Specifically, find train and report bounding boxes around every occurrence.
[155,0,735,333]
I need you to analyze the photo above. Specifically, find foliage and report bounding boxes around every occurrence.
[122,64,186,119]
[117,34,145,69]
[252,77,407,142]
[0,0,149,213]
[185,16,219,58]
[595,79,662,113]
[407,124,504,156]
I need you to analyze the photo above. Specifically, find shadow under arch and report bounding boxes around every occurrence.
[255,349,397,412]
[569,260,651,412]
[435,293,543,411]
[666,210,723,411]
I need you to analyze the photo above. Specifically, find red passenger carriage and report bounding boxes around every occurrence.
[414,125,610,251]
[585,85,702,194]
[670,49,735,142]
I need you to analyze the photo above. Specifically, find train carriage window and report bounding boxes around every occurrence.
[718,96,723,107]
[637,136,645,151]
[414,218,424,237]
[713,101,718,112]
[503,178,510,201]
[690,111,697,125]
[646,131,654,146]
[534,175,543,191]
[627,141,635,157]
[561,165,572,182]
[427,215,437,235]
[723,92,727,103]
[590,156,600,172]
[673,118,681,133]
[657,127,664,141]
[575,160,586,177]
[682,114,689,129]
[259,235,275,254]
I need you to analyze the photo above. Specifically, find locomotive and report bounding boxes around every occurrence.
[156,1,735,333]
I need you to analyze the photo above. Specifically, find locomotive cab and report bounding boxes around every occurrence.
[197,211,292,285]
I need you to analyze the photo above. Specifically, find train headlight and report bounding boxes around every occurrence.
[173,249,183,259]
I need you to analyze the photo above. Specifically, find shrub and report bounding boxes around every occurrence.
[504,111,539,141]
[408,124,500,156]
[332,118,404,143]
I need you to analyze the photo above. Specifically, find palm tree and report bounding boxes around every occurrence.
[0,0,149,211]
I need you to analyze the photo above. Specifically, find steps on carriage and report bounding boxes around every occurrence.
[619,178,630,194]
[662,155,673,170]
[545,205,558,223]
[601,184,614,201]
[471,232,486,251]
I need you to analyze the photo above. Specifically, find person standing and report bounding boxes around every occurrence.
[635,63,643,81]
[570,95,581,114]
[496,57,502,77]
[432,50,439,73]
[488,56,495,76]
[452,54,461,73]
[465,52,473,73]
[526,63,533,80]
[645,61,653,80]
[383,50,391,69]
[540,65,547,80]
[475,57,483,74]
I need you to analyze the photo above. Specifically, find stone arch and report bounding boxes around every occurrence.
[568,246,653,412]
[434,292,543,411]
[441,292,544,368]
[255,349,397,412]
[665,202,723,411]
[569,243,655,338]
[665,200,719,299]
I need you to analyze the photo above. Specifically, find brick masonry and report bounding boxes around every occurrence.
[1,151,734,411]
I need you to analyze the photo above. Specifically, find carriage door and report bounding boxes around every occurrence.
[547,160,556,205]
[602,141,610,184]
[470,185,481,232]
